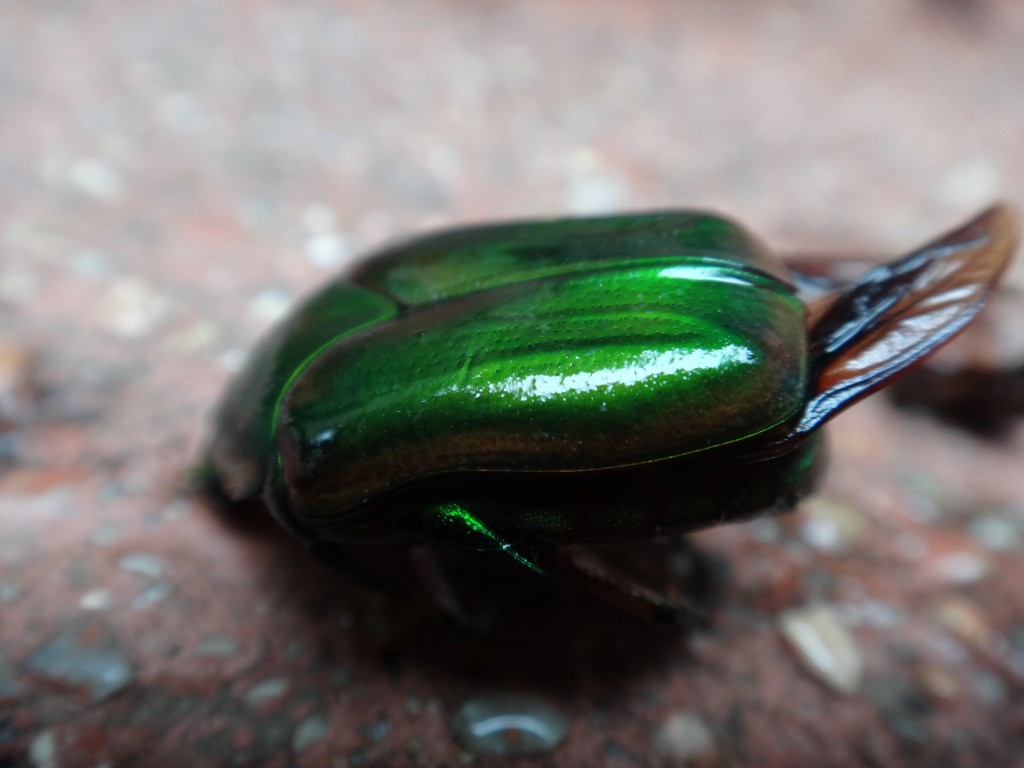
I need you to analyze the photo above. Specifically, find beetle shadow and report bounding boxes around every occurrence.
[204,491,724,698]
[365,543,727,696]
[888,364,1024,438]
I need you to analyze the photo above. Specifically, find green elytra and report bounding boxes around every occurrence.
[208,206,1015,604]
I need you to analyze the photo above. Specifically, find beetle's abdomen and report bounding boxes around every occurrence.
[277,261,807,516]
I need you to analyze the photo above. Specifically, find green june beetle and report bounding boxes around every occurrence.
[206,205,1016,621]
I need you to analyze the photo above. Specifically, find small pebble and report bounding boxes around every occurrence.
[603,739,637,762]
[162,321,217,355]
[292,714,329,753]
[905,490,943,524]
[0,652,21,696]
[564,149,626,214]
[118,552,165,578]
[0,581,22,603]
[651,711,717,763]
[404,696,423,716]
[246,677,290,706]
[303,203,337,234]
[862,677,931,744]
[0,339,33,424]
[0,267,37,305]
[29,729,57,768]
[837,600,904,629]
[892,532,928,561]
[89,521,121,547]
[131,581,172,610]
[361,718,389,741]
[69,158,123,199]
[938,156,1000,208]
[304,233,350,268]
[158,92,208,133]
[97,277,170,338]
[927,550,991,585]
[931,597,991,646]
[799,496,868,552]
[972,672,1008,706]
[162,499,190,522]
[79,589,113,611]
[917,664,959,700]
[968,515,1020,551]
[70,249,113,280]
[195,635,240,658]
[746,518,781,543]
[330,668,352,688]
[219,348,247,373]
[778,603,863,695]
[453,694,568,756]
[248,289,293,325]
[26,634,133,702]
[565,172,626,215]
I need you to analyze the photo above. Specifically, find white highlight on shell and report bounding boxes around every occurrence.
[446,344,755,403]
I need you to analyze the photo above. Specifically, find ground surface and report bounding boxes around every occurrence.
[2,2,1024,766]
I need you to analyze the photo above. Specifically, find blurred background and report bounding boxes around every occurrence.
[2,2,1023,766]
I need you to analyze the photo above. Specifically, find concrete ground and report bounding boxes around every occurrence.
[2,1,1023,766]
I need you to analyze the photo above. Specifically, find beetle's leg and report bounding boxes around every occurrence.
[417,502,544,574]
[405,545,541,631]
[307,540,403,595]
[541,546,710,627]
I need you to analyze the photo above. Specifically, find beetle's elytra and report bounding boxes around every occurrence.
[207,206,1016,619]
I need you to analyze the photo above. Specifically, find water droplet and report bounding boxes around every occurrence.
[453,694,568,756]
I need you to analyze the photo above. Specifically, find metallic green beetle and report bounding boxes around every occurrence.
[207,205,1015,620]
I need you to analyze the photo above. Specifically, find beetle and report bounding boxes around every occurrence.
[206,205,1016,622]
